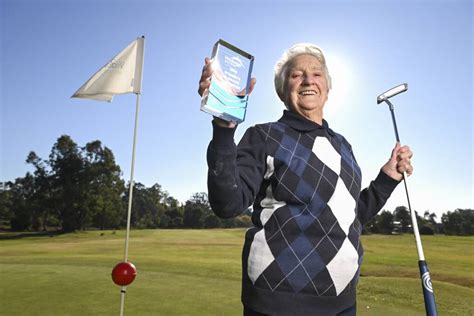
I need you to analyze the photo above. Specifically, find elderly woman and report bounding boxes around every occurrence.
[198,43,413,316]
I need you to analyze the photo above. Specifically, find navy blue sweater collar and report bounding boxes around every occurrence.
[278,110,335,136]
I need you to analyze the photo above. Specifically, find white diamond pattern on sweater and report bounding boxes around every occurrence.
[327,179,356,235]
[248,229,275,284]
[326,238,359,295]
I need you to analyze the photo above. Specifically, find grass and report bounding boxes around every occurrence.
[0,230,473,315]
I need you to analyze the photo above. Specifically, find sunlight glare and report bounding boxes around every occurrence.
[325,54,353,114]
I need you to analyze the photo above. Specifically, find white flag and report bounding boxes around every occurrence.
[72,37,145,102]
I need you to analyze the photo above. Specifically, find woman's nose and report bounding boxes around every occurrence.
[302,74,315,85]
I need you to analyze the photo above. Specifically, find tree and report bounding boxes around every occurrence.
[364,209,394,234]
[442,209,474,235]
[83,141,124,230]
[25,151,56,231]
[183,206,205,228]
[183,192,212,228]
[42,136,127,231]
[122,181,172,229]
[147,183,167,221]
[124,183,151,228]
[163,193,179,209]
[48,135,86,231]
[160,207,183,228]
[188,192,209,205]
[234,215,252,227]
[0,182,13,226]
[376,210,394,234]
[9,174,36,231]
[419,225,434,235]
[204,214,221,228]
[420,210,438,235]
[429,213,437,224]
[3,134,187,232]
[393,206,410,233]
[363,216,377,234]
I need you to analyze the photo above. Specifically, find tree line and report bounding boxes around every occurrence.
[0,135,250,232]
[364,206,473,236]
[0,135,472,235]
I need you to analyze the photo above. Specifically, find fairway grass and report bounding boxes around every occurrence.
[1,230,473,315]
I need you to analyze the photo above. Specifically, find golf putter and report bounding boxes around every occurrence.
[377,83,438,316]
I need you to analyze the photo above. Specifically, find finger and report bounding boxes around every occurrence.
[398,145,413,157]
[200,58,213,78]
[406,165,413,176]
[198,75,211,96]
[198,58,213,96]
[398,165,413,176]
[397,160,414,175]
[397,146,413,163]
[248,78,257,95]
[397,151,413,161]
[390,142,401,161]
[198,81,210,96]
[199,74,211,88]
[200,65,213,81]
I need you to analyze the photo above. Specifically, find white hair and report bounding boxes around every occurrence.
[274,43,332,104]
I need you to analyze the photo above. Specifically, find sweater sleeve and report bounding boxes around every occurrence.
[357,170,400,225]
[206,122,267,219]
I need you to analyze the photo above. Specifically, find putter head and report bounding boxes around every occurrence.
[377,83,408,104]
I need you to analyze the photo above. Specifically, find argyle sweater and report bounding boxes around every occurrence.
[207,110,399,315]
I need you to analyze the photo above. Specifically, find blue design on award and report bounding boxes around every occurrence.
[208,81,247,121]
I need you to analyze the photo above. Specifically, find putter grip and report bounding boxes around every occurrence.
[419,260,438,316]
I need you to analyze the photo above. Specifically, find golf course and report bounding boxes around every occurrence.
[1,229,473,315]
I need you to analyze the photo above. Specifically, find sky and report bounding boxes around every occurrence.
[1,0,472,220]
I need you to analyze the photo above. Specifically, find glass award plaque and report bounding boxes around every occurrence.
[201,39,254,124]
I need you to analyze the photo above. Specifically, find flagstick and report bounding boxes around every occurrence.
[119,93,141,316]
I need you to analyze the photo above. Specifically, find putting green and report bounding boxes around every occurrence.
[0,230,472,315]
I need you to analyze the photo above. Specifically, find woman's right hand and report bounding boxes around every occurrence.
[198,57,256,128]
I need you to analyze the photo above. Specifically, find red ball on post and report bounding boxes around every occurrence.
[111,262,137,286]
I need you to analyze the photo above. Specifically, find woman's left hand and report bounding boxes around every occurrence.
[382,143,413,181]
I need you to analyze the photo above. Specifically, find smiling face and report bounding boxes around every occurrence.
[283,54,329,123]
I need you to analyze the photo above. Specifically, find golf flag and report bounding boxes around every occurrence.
[72,36,145,102]
[71,36,146,316]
